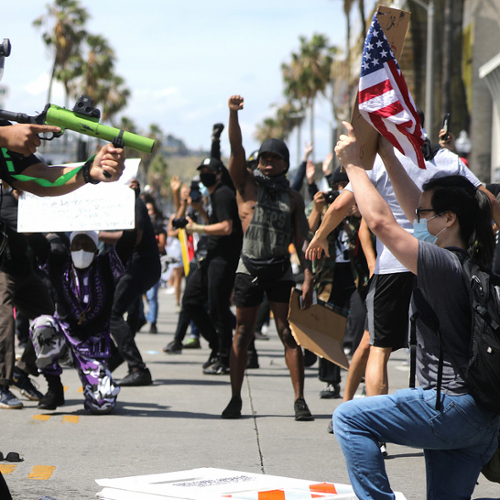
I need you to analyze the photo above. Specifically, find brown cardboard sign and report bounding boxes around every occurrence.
[350,5,411,170]
[288,289,349,370]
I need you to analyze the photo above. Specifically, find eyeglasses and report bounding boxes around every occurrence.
[415,208,435,223]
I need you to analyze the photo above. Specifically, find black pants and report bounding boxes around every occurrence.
[182,256,237,364]
[109,262,160,372]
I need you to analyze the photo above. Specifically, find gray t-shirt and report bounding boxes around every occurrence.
[413,242,472,395]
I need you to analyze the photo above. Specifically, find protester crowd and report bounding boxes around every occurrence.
[1,89,500,500]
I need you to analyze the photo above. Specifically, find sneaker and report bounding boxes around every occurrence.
[379,442,388,457]
[0,386,23,409]
[294,397,314,421]
[117,368,152,387]
[222,396,242,419]
[327,420,334,434]
[203,361,230,375]
[149,323,158,334]
[11,369,43,401]
[254,331,270,341]
[163,340,183,354]
[183,337,201,349]
[202,351,218,369]
[319,383,341,399]
[246,350,259,369]
[38,374,65,410]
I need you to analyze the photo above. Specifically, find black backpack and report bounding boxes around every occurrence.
[410,249,500,415]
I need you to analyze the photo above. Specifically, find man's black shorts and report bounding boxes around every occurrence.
[366,272,414,351]
[233,273,295,308]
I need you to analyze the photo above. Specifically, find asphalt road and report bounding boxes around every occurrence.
[2,288,499,500]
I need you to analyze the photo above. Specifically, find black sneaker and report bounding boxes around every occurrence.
[149,323,158,334]
[163,341,182,354]
[222,396,242,419]
[294,397,314,421]
[319,383,341,399]
[38,375,65,411]
[379,442,388,457]
[117,368,152,387]
[202,351,219,369]
[12,369,43,401]
[203,361,230,375]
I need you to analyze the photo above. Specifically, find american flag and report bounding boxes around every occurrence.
[359,13,426,169]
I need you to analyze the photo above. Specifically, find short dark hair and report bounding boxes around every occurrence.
[423,175,494,268]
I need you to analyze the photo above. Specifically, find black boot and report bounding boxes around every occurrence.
[38,374,65,410]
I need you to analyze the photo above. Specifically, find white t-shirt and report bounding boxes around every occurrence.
[345,148,482,274]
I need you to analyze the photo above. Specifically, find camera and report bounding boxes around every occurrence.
[172,217,188,230]
[323,190,339,205]
[189,180,200,203]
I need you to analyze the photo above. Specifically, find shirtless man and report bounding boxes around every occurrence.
[222,95,314,421]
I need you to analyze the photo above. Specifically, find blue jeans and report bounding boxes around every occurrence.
[333,387,499,500]
[146,279,161,324]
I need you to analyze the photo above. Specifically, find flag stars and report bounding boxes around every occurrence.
[380,50,388,58]
[372,29,379,37]
[372,58,379,66]
[362,61,370,70]
[366,43,374,51]
[365,52,371,60]
[376,40,383,48]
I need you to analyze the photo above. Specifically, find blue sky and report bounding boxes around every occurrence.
[2,1,349,166]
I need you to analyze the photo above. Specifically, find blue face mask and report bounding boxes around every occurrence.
[413,219,438,244]
[413,216,446,245]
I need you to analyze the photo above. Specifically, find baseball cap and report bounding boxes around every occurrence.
[258,138,290,165]
[70,231,98,248]
[197,157,223,172]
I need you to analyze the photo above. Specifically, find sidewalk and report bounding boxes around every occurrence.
[3,286,499,500]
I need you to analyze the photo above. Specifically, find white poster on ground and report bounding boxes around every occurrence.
[17,158,140,233]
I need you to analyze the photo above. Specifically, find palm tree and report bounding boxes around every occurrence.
[33,0,89,104]
[282,34,335,157]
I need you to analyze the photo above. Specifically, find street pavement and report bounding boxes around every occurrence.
[2,287,499,500]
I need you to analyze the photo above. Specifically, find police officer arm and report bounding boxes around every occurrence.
[12,143,125,197]
[305,189,355,260]
[228,95,249,191]
[291,191,314,309]
[336,122,418,274]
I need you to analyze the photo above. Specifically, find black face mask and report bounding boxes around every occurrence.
[200,172,217,187]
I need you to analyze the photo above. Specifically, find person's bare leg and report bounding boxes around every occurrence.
[365,346,392,396]
[343,329,370,402]
[173,267,183,307]
[222,306,258,418]
[271,302,304,400]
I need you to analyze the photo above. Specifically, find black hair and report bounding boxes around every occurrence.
[422,175,494,268]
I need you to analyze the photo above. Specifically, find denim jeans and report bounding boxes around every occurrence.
[146,279,160,324]
[333,387,500,500]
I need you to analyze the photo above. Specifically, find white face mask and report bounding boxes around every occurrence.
[71,250,95,269]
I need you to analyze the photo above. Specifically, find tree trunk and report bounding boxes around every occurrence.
[310,97,315,162]
[441,0,453,117]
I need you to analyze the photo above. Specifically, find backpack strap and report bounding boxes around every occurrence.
[411,286,444,410]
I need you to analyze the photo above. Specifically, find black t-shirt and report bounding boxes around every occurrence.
[207,183,242,261]
[0,120,39,185]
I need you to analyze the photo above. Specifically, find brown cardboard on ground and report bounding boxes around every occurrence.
[350,5,411,170]
[288,289,349,370]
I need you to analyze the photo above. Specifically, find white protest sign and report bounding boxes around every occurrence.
[17,158,141,233]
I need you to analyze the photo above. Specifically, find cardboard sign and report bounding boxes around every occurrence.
[288,289,349,370]
[95,467,409,500]
[350,5,411,170]
[17,158,140,233]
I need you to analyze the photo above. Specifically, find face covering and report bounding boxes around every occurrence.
[198,182,209,197]
[71,250,95,269]
[199,172,217,188]
[413,217,446,245]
